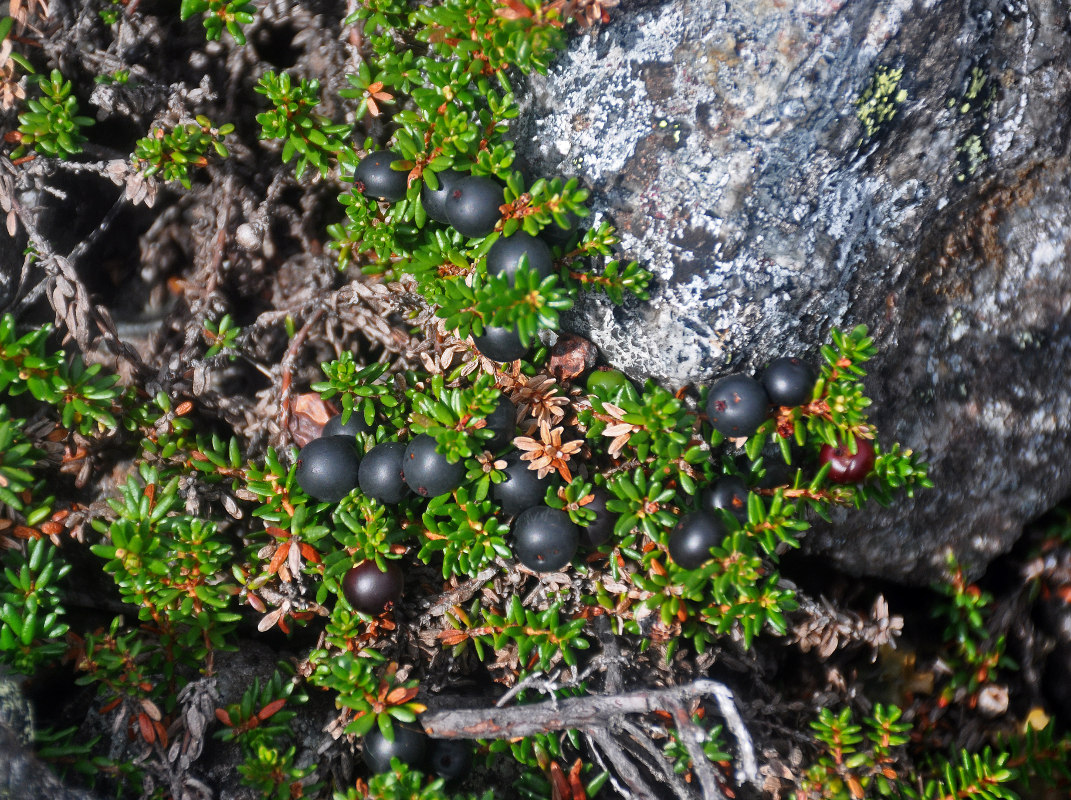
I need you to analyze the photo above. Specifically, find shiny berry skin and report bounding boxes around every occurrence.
[705,374,770,438]
[402,434,465,498]
[819,435,876,484]
[701,476,749,522]
[355,151,408,202]
[667,511,725,569]
[579,486,617,547]
[323,412,373,438]
[421,168,462,224]
[362,722,427,774]
[493,454,551,515]
[486,232,553,285]
[358,442,410,504]
[473,325,528,362]
[428,739,472,781]
[295,437,360,502]
[762,356,816,407]
[512,506,578,572]
[484,396,516,452]
[341,560,404,614]
[445,175,504,237]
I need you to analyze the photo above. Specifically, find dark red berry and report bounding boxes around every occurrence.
[428,738,472,781]
[473,325,528,362]
[402,434,465,498]
[701,476,749,522]
[579,486,616,547]
[512,506,578,572]
[358,441,410,504]
[421,168,462,224]
[819,435,876,484]
[667,511,725,569]
[486,232,553,285]
[705,374,770,438]
[295,437,360,502]
[493,453,551,515]
[341,559,404,614]
[445,175,504,237]
[762,356,816,407]
[362,721,427,774]
[484,396,516,452]
[355,151,408,202]
[323,412,373,438]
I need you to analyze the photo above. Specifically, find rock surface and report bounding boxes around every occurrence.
[514,0,1071,582]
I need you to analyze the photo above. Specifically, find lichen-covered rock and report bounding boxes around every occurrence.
[513,0,1071,582]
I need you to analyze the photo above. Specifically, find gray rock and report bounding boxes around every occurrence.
[514,0,1071,582]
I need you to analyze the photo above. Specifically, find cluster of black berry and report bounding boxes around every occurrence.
[354,151,568,362]
[668,356,875,570]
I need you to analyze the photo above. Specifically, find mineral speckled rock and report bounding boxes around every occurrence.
[513,0,1071,582]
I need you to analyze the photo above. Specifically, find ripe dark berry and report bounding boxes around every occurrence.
[512,506,578,572]
[540,210,581,245]
[323,412,373,438]
[473,325,528,362]
[358,441,410,504]
[667,511,725,570]
[362,722,427,774]
[402,434,465,498]
[484,396,516,452]
[341,559,404,614]
[355,151,408,202]
[486,232,553,285]
[445,175,504,237]
[493,453,551,515]
[762,356,816,407]
[579,486,616,547]
[421,168,462,224]
[705,374,770,438]
[701,476,749,522]
[428,739,472,781]
[819,435,876,484]
[295,436,360,502]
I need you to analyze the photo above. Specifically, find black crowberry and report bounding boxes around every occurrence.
[358,441,410,504]
[701,475,750,522]
[667,511,725,570]
[484,395,516,452]
[355,150,408,202]
[445,175,504,238]
[341,560,404,615]
[486,232,553,284]
[421,168,462,224]
[362,722,427,774]
[473,325,528,362]
[762,356,816,407]
[706,374,770,438]
[323,412,373,438]
[428,739,473,781]
[819,435,876,484]
[512,506,578,572]
[540,210,581,245]
[295,436,360,502]
[493,453,551,515]
[579,486,617,547]
[402,434,465,498]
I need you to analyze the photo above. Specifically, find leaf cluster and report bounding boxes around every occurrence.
[134,116,233,189]
[10,69,94,160]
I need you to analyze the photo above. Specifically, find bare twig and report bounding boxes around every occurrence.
[671,704,726,800]
[423,678,746,741]
[585,728,661,800]
[709,682,760,788]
